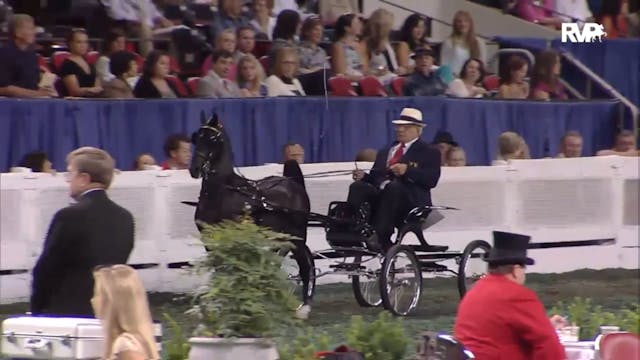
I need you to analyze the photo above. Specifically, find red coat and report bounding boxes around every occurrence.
[453,274,566,360]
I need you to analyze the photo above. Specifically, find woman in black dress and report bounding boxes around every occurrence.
[133,50,180,99]
[60,28,103,97]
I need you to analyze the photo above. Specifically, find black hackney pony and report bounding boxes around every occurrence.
[189,112,315,317]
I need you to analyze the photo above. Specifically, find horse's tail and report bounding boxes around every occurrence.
[283,159,306,192]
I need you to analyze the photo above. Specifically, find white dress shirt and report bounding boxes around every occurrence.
[380,136,420,189]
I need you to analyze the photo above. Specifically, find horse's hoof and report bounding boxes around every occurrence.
[295,304,311,320]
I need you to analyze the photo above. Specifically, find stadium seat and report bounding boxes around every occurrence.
[391,76,405,96]
[38,55,51,73]
[169,55,181,74]
[187,77,200,96]
[52,51,71,73]
[259,56,270,74]
[253,41,273,58]
[359,76,388,97]
[86,51,100,65]
[483,74,500,91]
[328,76,357,96]
[134,53,145,73]
[599,332,640,360]
[166,75,188,97]
[201,55,212,76]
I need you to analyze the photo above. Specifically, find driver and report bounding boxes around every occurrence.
[348,107,442,252]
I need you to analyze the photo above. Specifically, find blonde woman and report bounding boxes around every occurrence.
[362,8,405,83]
[92,265,159,360]
[237,55,267,97]
[440,11,486,77]
[265,47,305,97]
[492,131,530,165]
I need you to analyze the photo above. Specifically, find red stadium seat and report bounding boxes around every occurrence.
[86,51,100,65]
[38,55,51,73]
[483,74,500,91]
[328,76,357,96]
[187,77,200,96]
[52,51,70,73]
[391,76,405,96]
[359,76,387,97]
[169,55,181,74]
[253,41,272,58]
[134,53,145,73]
[166,75,188,97]
[600,332,640,360]
[201,54,212,76]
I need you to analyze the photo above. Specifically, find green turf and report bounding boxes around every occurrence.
[1,268,638,359]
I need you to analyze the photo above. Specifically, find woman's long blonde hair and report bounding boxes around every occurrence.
[451,10,480,59]
[363,8,394,57]
[237,54,265,92]
[93,265,159,360]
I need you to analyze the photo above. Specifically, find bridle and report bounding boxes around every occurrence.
[194,124,224,179]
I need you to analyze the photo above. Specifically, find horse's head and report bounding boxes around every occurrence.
[189,111,228,179]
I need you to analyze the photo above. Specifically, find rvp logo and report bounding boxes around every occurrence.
[561,23,607,43]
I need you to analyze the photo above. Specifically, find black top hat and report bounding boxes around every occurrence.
[483,231,535,266]
[411,47,434,59]
[432,130,458,146]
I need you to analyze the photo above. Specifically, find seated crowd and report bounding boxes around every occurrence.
[0,2,587,101]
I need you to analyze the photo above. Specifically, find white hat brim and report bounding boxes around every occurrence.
[392,120,426,127]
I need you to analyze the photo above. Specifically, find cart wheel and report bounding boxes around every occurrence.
[279,244,316,302]
[457,240,491,298]
[380,245,422,316]
[352,254,383,307]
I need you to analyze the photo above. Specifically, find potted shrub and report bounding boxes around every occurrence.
[186,215,301,360]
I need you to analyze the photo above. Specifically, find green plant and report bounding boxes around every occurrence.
[187,215,300,338]
[345,312,408,360]
[278,328,332,360]
[163,313,191,360]
[550,297,640,340]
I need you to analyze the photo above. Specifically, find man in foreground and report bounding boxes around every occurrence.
[454,231,566,359]
[348,107,441,252]
[31,147,135,317]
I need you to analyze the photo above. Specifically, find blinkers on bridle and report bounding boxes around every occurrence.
[193,123,224,178]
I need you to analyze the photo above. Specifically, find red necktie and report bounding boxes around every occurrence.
[388,143,405,166]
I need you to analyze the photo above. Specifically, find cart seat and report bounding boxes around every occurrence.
[398,207,448,252]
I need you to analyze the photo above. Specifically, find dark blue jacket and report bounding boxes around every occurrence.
[364,138,441,206]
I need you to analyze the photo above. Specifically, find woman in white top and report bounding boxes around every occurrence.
[440,10,487,77]
[95,29,127,83]
[92,265,159,360]
[362,8,405,84]
[492,131,530,165]
[250,0,276,40]
[265,47,305,96]
[447,58,487,98]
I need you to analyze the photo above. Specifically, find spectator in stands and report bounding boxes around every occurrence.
[0,14,57,98]
[103,51,138,98]
[355,148,377,162]
[101,0,173,56]
[212,0,251,40]
[396,14,430,72]
[497,55,530,99]
[60,28,103,97]
[598,0,628,38]
[250,0,276,40]
[331,13,367,81]
[265,47,306,96]
[597,130,639,156]
[237,54,268,97]
[431,130,459,166]
[362,8,404,84]
[95,28,126,83]
[553,0,593,25]
[530,50,567,100]
[92,265,160,360]
[628,3,640,37]
[132,153,158,170]
[161,134,191,170]
[446,58,487,98]
[214,29,239,79]
[235,26,257,62]
[446,147,467,167]
[197,49,242,98]
[133,51,180,98]
[454,231,567,360]
[319,0,358,26]
[283,142,305,163]
[298,16,329,75]
[515,0,562,28]
[557,130,583,158]
[269,9,302,63]
[493,131,529,165]
[18,151,54,173]
[439,11,486,77]
[402,47,447,97]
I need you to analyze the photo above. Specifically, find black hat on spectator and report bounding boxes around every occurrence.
[432,130,458,146]
[411,47,434,59]
[483,231,535,266]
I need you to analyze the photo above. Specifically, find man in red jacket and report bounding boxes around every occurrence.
[454,231,567,360]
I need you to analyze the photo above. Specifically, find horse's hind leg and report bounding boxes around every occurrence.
[291,241,315,305]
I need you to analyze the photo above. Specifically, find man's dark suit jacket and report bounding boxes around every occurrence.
[31,189,134,317]
[363,138,441,207]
